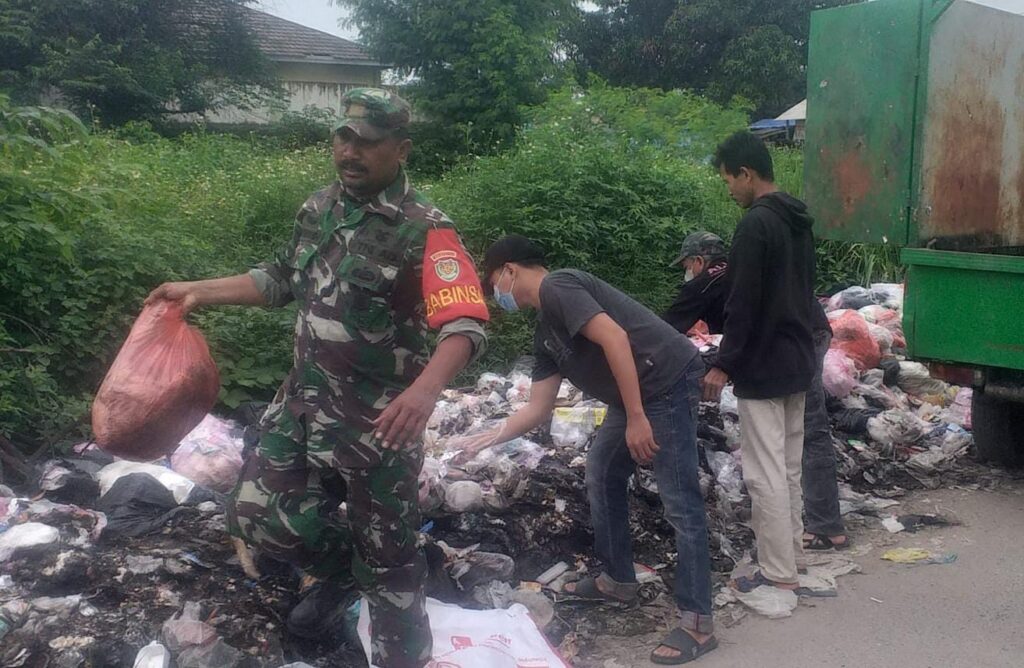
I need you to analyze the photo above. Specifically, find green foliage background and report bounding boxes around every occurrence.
[0,87,900,449]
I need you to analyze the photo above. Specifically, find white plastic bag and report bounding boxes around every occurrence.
[169,414,244,493]
[133,641,171,668]
[357,597,570,668]
[0,522,59,561]
[549,405,607,448]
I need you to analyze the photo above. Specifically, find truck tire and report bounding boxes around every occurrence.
[971,390,1024,468]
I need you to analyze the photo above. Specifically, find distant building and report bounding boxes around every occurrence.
[203,7,387,125]
[750,99,806,144]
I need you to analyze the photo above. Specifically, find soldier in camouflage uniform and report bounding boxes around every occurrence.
[146,89,489,668]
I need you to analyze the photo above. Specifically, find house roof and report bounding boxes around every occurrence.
[776,99,806,122]
[243,7,383,66]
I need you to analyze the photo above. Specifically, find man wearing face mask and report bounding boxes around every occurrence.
[467,235,718,665]
[663,232,730,334]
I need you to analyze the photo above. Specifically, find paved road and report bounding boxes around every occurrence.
[580,478,1024,668]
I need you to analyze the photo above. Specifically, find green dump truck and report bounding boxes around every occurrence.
[804,0,1024,465]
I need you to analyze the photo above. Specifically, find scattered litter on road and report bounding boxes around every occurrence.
[881,548,958,565]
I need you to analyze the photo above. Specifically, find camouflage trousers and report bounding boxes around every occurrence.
[226,407,431,668]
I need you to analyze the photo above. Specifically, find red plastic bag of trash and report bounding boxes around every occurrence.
[828,309,881,371]
[92,302,220,462]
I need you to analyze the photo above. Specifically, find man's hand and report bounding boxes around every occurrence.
[146,282,200,314]
[373,384,438,451]
[448,424,504,464]
[625,415,659,465]
[701,367,729,402]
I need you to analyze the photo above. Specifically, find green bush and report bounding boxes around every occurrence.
[430,83,750,377]
[0,85,902,449]
[0,96,330,446]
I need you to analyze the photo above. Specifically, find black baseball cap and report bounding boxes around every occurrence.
[482,235,547,288]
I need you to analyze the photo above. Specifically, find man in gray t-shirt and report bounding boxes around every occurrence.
[460,235,718,664]
[533,269,699,407]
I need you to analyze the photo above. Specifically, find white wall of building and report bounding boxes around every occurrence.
[203,61,382,125]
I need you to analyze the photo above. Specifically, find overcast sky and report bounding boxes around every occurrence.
[257,0,359,41]
[257,1,601,44]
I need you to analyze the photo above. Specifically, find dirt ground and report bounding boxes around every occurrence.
[576,476,1024,668]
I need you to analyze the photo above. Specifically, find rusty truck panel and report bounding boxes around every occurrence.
[916,0,1024,251]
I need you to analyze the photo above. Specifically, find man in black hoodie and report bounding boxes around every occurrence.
[663,232,847,552]
[703,131,818,592]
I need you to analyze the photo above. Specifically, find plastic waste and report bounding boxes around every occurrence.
[92,301,220,461]
[170,414,245,493]
[829,310,882,371]
[133,641,171,668]
[177,638,243,668]
[941,387,973,429]
[881,548,957,565]
[358,597,566,668]
[418,456,446,511]
[706,451,743,501]
[870,283,904,310]
[828,286,876,311]
[866,322,894,353]
[0,522,59,561]
[97,473,189,538]
[718,386,739,415]
[549,405,607,448]
[98,461,195,505]
[162,602,217,651]
[733,586,798,619]
[444,481,485,512]
[822,349,858,398]
[866,409,928,446]
[896,362,947,397]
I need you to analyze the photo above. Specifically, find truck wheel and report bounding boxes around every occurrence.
[971,390,1024,468]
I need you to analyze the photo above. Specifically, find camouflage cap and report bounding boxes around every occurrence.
[669,231,727,267]
[336,88,411,141]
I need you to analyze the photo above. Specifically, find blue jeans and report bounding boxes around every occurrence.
[802,330,845,537]
[586,357,713,634]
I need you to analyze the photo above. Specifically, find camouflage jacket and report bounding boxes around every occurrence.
[249,169,487,468]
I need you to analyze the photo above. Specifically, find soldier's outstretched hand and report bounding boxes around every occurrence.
[374,384,437,451]
[146,282,200,314]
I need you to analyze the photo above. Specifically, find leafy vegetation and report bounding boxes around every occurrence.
[566,0,858,117]
[0,86,901,449]
[338,0,575,152]
[0,95,327,445]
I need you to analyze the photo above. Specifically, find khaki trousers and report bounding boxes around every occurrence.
[738,393,807,584]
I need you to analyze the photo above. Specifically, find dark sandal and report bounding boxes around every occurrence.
[562,575,636,603]
[804,534,850,551]
[650,627,718,665]
[730,570,779,593]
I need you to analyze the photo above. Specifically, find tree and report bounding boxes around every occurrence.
[337,0,577,150]
[0,0,277,125]
[566,0,857,117]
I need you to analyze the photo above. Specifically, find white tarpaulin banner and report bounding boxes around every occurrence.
[357,597,571,668]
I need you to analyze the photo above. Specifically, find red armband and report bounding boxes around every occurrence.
[422,228,490,328]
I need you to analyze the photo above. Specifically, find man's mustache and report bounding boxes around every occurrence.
[340,161,367,173]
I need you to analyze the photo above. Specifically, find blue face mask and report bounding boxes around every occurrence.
[493,268,519,312]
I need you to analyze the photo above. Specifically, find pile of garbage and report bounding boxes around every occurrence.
[0,282,988,667]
